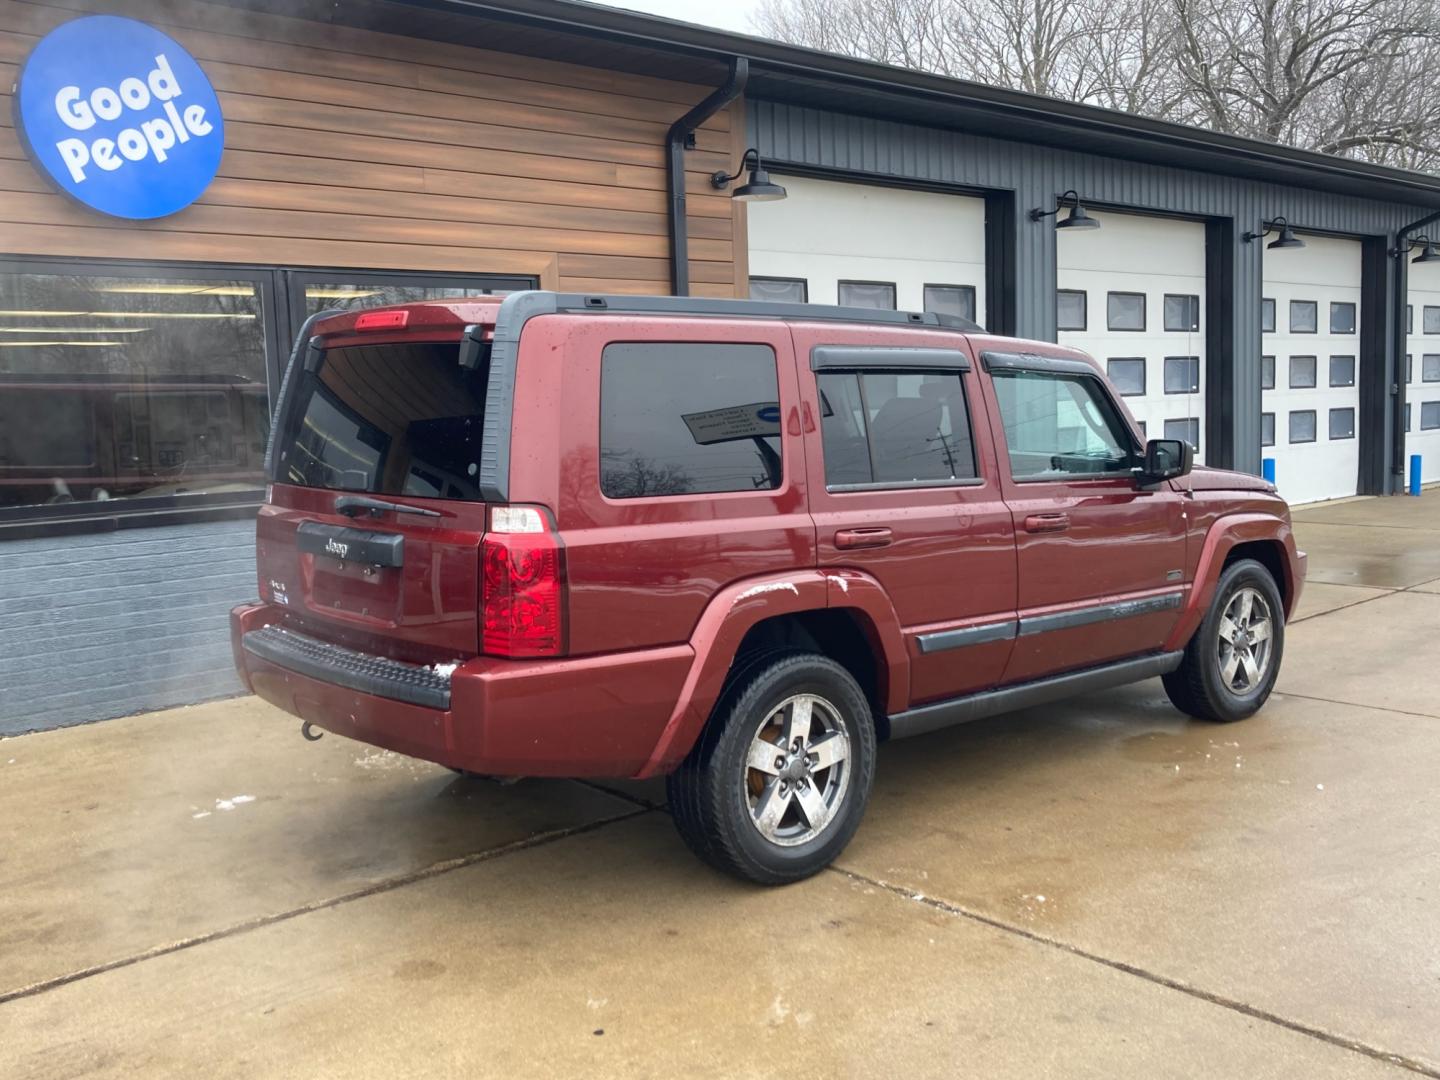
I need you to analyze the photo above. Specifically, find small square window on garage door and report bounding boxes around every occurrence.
[1289,410,1317,443]
[838,281,896,310]
[1164,356,1200,394]
[817,370,976,487]
[1290,300,1318,334]
[750,277,807,303]
[1329,355,1356,387]
[1290,355,1317,388]
[1261,412,1275,447]
[924,284,976,322]
[1107,292,1146,331]
[1107,358,1146,396]
[1164,417,1200,451]
[1164,294,1200,332]
[1329,407,1355,440]
[1425,306,1440,334]
[1329,302,1357,334]
[1057,290,1087,331]
[1262,298,1276,333]
[1261,355,1276,390]
[1423,402,1440,430]
[599,343,782,498]
[1424,354,1440,382]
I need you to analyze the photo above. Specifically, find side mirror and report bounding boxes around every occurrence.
[1141,438,1193,482]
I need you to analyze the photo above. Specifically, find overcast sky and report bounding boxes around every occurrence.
[594,0,768,35]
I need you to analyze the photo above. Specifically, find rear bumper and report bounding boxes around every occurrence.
[231,603,693,777]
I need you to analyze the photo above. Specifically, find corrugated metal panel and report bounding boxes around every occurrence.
[750,99,1426,482]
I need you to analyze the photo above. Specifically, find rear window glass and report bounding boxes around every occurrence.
[600,343,782,499]
[274,341,488,500]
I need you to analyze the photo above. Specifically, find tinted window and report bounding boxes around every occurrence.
[1290,355,1317,388]
[1329,355,1356,387]
[1329,407,1355,440]
[1261,298,1276,333]
[1164,294,1200,332]
[1261,355,1276,390]
[1424,402,1440,429]
[991,369,1136,480]
[1261,412,1275,447]
[1107,292,1146,331]
[1330,302,1356,334]
[276,342,486,499]
[1057,290,1087,331]
[838,282,896,310]
[1290,410,1317,443]
[1107,358,1146,396]
[817,370,975,487]
[1426,306,1440,334]
[750,277,807,303]
[1164,356,1200,394]
[1424,355,1440,382]
[1290,300,1318,333]
[924,284,976,322]
[1164,417,1200,451]
[600,343,782,499]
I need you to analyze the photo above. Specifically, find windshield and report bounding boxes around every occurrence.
[272,341,489,500]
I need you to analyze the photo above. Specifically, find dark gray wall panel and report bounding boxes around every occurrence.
[0,520,256,735]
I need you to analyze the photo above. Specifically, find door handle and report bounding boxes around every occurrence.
[1023,513,1071,533]
[835,527,893,550]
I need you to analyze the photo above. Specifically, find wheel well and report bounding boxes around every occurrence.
[1224,540,1289,608]
[732,609,889,737]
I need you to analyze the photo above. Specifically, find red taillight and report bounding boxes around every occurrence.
[482,507,563,657]
[355,310,408,332]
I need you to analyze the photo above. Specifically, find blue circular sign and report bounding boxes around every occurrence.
[756,405,782,423]
[14,15,224,220]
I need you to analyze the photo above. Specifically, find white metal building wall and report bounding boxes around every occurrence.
[747,175,987,324]
[1406,258,1440,483]
[1262,236,1362,504]
[1056,211,1207,460]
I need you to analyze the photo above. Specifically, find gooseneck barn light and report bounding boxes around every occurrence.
[1029,190,1101,230]
[1409,236,1440,264]
[711,148,787,202]
[1244,217,1306,249]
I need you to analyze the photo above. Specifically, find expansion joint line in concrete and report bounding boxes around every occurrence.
[829,866,1440,1080]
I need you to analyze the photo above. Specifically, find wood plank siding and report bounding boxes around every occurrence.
[0,0,745,296]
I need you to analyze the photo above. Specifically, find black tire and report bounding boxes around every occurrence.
[1163,558,1285,722]
[667,651,877,885]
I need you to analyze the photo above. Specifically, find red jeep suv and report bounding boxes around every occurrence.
[232,292,1304,884]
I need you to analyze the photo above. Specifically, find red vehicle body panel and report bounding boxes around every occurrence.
[233,299,1305,779]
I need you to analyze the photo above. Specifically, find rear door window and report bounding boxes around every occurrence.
[817,370,976,487]
[599,343,782,499]
[274,341,488,500]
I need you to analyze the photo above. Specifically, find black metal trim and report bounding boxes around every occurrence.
[916,619,1017,654]
[828,477,985,493]
[887,651,1184,740]
[811,346,973,372]
[1204,218,1237,470]
[1017,591,1183,637]
[242,625,452,710]
[1358,236,1391,494]
[265,308,344,483]
[668,58,747,296]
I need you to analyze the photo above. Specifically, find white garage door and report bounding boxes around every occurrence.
[1406,259,1440,483]
[1056,212,1207,462]
[1262,236,1362,505]
[747,175,986,325]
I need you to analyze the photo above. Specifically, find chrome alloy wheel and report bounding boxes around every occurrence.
[1217,586,1274,694]
[743,693,851,847]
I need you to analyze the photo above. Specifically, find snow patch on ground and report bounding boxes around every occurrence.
[429,662,459,679]
[215,795,256,811]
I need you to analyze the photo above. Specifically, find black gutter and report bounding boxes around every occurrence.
[1391,210,1440,484]
[666,57,747,295]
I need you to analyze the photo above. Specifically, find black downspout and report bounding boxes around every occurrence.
[667,57,748,296]
[1392,209,1440,488]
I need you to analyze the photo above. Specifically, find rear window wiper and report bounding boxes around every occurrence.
[334,494,443,519]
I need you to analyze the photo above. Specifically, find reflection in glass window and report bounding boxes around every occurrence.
[1107,292,1146,331]
[1290,410,1317,443]
[818,371,975,486]
[300,279,516,321]
[838,282,896,310]
[1107,358,1146,396]
[1057,290,1087,331]
[1330,302,1356,334]
[1164,356,1200,394]
[750,278,807,303]
[1290,300,1318,333]
[1329,407,1355,440]
[0,270,268,511]
[991,369,1136,480]
[1290,355,1317,388]
[1164,417,1200,451]
[1329,355,1356,387]
[600,343,782,498]
[923,284,976,322]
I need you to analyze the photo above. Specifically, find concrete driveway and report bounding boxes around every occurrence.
[3,494,1439,1079]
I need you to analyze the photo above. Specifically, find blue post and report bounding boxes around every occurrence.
[1262,457,1276,485]
[1410,454,1422,496]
